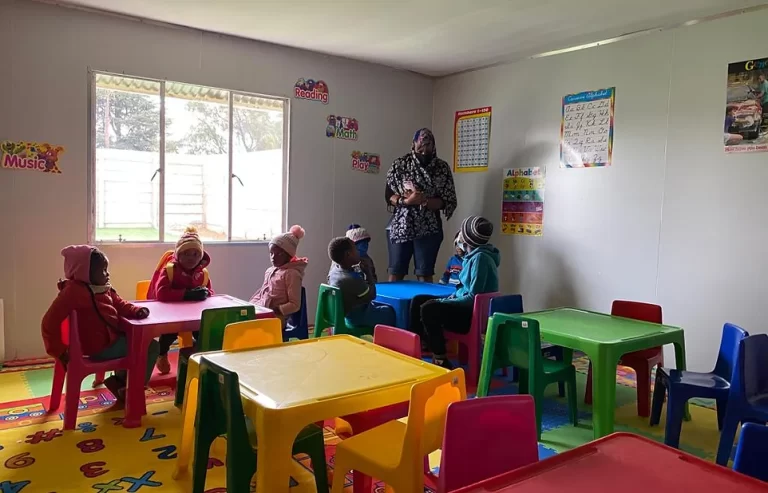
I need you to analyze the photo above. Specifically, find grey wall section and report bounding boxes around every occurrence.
[433,10,768,371]
[0,0,433,359]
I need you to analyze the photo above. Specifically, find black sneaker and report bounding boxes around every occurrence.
[433,358,454,370]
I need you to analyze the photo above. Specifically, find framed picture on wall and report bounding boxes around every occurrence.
[725,58,768,153]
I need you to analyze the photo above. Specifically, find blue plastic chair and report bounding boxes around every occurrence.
[733,423,768,481]
[488,295,566,397]
[716,334,768,465]
[284,286,309,341]
[650,323,748,448]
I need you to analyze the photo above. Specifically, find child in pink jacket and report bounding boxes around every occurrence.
[250,225,307,323]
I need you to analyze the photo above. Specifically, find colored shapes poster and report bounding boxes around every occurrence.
[351,151,380,174]
[453,106,491,172]
[326,115,359,140]
[1,141,65,174]
[293,78,329,104]
[725,57,768,153]
[560,87,615,167]
[501,167,544,236]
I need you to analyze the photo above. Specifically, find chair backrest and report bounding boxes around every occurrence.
[488,294,523,318]
[438,395,538,492]
[223,318,283,351]
[610,300,662,324]
[489,314,542,374]
[373,325,421,358]
[401,369,466,476]
[471,292,501,335]
[285,286,308,339]
[741,334,768,402]
[198,306,257,351]
[63,311,84,360]
[135,280,151,301]
[733,423,768,482]
[713,322,749,380]
[314,284,345,336]
[198,356,256,461]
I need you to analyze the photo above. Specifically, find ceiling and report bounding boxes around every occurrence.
[55,0,767,77]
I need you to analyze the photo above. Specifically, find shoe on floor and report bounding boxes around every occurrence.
[156,355,171,375]
[432,357,454,370]
[103,375,126,404]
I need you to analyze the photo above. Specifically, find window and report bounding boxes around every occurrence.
[91,72,287,243]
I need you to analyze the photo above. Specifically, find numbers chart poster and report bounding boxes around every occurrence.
[453,106,492,172]
[560,88,615,168]
[501,167,545,237]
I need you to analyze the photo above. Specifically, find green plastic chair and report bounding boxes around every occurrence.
[193,356,329,493]
[174,305,256,408]
[313,284,374,339]
[477,313,578,438]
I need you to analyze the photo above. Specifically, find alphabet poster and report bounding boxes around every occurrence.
[1,141,65,174]
[725,58,768,153]
[501,167,544,236]
[453,106,491,172]
[560,88,615,167]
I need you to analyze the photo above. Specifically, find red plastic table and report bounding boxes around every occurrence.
[452,433,768,493]
[119,295,273,428]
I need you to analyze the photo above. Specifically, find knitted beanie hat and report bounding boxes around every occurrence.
[176,226,204,256]
[461,216,493,248]
[62,245,96,283]
[270,225,305,257]
[345,224,371,244]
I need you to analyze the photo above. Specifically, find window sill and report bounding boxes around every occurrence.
[95,240,270,247]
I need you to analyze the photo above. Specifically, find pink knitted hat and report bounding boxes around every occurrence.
[61,245,96,283]
[269,225,305,258]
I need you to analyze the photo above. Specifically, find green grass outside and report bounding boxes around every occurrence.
[96,227,160,242]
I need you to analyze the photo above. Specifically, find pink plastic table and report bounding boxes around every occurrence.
[452,433,768,493]
[119,295,273,428]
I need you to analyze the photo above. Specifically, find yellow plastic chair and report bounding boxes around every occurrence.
[331,368,466,493]
[174,317,284,479]
[135,280,151,300]
[222,318,283,350]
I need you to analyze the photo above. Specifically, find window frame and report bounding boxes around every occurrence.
[87,69,290,245]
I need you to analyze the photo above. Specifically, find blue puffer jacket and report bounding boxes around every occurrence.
[440,244,500,305]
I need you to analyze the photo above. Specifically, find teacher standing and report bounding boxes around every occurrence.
[385,128,457,283]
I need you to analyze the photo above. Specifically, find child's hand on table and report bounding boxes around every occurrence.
[136,307,150,319]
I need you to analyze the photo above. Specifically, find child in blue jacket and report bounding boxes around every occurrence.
[439,232,465,286]
[414,216,499,368]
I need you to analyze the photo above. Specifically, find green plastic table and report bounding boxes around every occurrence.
[482,308,686,439]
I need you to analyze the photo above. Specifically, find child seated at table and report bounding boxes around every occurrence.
[327,236,396,328]
[250,225,307,325]
[414,216,500,368]
[439,232,465,286]
[41,246,160,402]
[327,223,377,283]
[147,226,214,374]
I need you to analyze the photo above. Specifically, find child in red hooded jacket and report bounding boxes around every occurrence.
[148,226,214,374]
[250,225,307,325]
[41,246,160,401]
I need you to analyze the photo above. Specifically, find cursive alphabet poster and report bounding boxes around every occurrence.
[560,88,615,168]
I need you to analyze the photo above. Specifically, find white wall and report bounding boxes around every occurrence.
[0,0,432,359]
[433,10,768,371]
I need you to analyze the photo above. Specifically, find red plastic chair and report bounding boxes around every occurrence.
[444,292,500,387]
[340,325,428,493]
[585,300,663,417]
[435,395,538,492]
[46,312,133,430]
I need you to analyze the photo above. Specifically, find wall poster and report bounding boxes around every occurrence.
[326,115,359,140]
[351,151,380,174]
[560,87,615,168]
[1,141,65,174]
[293,78,329,104]
[453,106,491,172]
[501,167,544,236]
[725,58,768,153]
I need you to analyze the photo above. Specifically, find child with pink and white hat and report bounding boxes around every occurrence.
[250,225,307,324]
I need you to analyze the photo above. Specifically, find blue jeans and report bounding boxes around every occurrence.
[387,229,444,277]
[345,303,397,328]
[90,335,160,385]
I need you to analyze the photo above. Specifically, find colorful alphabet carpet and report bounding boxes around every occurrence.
[0,354,729,492]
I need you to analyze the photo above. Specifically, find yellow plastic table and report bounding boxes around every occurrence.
[173,335,446,492]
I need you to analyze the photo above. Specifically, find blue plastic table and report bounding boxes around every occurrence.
[374,281,456,329]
